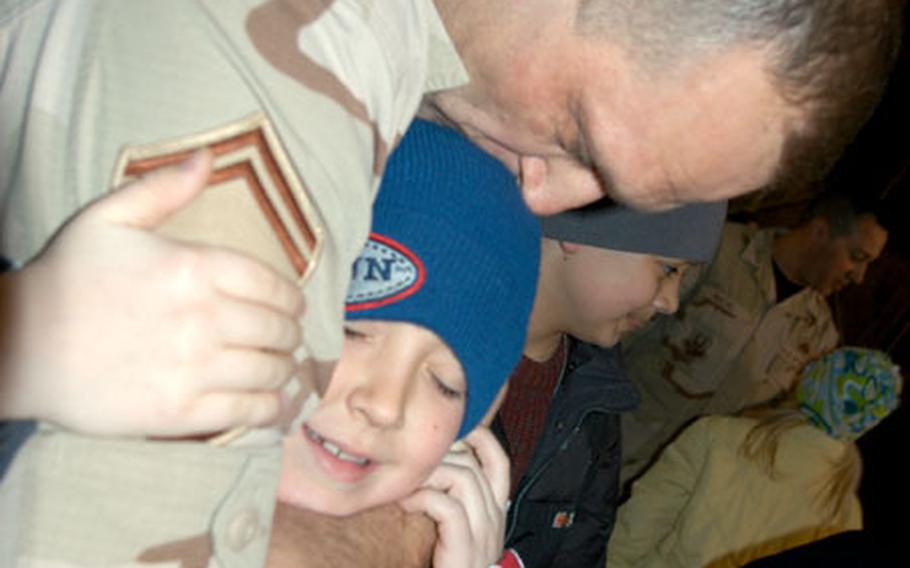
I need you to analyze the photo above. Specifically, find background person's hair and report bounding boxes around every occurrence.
[800,191,886,239]
[739,399,862,523]
[739,346,901,521]
[575,0,904,198]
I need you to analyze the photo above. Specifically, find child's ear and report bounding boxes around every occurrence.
[558,240,582,256]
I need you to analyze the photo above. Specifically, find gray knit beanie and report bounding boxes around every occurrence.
[539,199,727,262]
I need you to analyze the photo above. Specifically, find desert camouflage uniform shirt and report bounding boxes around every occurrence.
[620,223,839,484]
[0,1,467,565]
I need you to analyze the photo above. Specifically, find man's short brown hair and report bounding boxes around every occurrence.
[576,0,904,199]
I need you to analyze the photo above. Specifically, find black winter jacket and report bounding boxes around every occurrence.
[494,339,639,568]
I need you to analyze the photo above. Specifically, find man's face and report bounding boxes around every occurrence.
[803,215,888,296]
[432,26,796,214]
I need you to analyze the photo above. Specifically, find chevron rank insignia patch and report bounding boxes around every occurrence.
[110,112,324,285]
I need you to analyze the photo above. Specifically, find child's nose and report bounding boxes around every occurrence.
[347,371,407,428]
[655,277,681,315]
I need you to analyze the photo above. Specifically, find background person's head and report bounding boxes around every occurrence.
[427,0,903,214]
[278,120,540,516]
[526,199,726,356]
[797,346,902,442]
[775,192,889,296]
[741,346,902,519]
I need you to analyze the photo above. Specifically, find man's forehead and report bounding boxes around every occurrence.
[576,44,792,210]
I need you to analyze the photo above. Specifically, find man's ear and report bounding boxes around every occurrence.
[558,240,582,255]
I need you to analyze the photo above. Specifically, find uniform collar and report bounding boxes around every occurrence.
[423,0,470,93]
[741,226,786,270]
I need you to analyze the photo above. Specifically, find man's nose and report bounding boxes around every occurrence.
[518,156,607,215]
[850,263,869,285]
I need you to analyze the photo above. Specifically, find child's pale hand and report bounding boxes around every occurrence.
[0,150,309,436]
[399,427,509,568]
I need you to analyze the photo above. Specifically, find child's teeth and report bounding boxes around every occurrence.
[337,450,368,466]
[311,430,369,466]
[322,440,341,455]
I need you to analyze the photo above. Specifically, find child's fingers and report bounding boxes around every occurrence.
[438,454,497,516]
[152,390,282,435]
[205,246,305,318]
[400,489,473,564]
[210,295,302,353]
[400,488,469,536]
[424,458,497,539]
[95,149,213,228]
[205,349,297,392]
[401,458,507,568]
[462,426,511,508]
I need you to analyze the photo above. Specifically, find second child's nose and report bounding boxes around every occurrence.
[655,277,682,315]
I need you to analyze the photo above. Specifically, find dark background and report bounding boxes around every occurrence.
[731,8,910,563]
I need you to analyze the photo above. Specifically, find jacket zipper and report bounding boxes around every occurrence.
[505,405,608,542]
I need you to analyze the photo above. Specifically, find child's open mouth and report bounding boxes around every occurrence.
[306,426,369,465]
[303,424,376,483]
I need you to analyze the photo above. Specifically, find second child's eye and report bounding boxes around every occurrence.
[660,264,679,276]
[430,372,464,400]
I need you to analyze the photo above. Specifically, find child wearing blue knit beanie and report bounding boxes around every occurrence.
[278,119,540,517]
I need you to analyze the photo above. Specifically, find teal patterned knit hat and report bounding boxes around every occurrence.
[796,347,902,441]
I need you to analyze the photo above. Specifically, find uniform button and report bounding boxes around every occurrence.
[555,421,564,431]
[225,508,261,551]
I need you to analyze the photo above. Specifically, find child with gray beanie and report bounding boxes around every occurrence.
[494,198,727,567]
[277,119,540,567]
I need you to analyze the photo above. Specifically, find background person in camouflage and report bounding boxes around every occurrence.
[620,192,889,485]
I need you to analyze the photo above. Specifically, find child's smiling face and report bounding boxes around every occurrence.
[277,320,466,516]
[555,241,689,348]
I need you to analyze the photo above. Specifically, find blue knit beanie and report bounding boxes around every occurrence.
[345,120,541,437]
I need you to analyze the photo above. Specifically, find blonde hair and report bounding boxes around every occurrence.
[739,398,862,522]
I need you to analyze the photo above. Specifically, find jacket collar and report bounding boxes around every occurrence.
[554,339,640,414]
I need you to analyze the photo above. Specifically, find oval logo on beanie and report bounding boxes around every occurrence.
[346,233,425,311]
